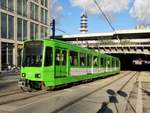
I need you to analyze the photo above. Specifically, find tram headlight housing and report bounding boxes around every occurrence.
[35,74,41,78]
[22,73,26,77]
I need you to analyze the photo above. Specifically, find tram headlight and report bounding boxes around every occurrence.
[22,73,26,77]
[35,74,41,78]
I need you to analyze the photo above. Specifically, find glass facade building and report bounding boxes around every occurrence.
[0,0,50,71]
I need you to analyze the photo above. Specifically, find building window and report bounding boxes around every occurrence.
[41,26,44,38]
[41,8,44,23]
[1,13,7,38]
[23,20,27,41]
[17,18,27,41]
[30,23,34,40]
[30,2,39,21]
[44,27,48,37]
[45,0,47,7]
[35,24,38,38]
[17,18,22,41]
[40,9,48,24]
[35,4,39,20]
[17,0,22,15]
[30,3,34,19]
[8,0,14,11]
[0,0,7,10]
[0,0,14,11]
[45,10,48,24]
[41,0,47,7]
[1,43,14,70]
[17,0,27,17]
[1,13,14,39]
[41,0,44,6]
[17,45,22,67]
[23,0,27,17]
[8,15,14,39]
[30,22,39,40]
[41,26,48,38]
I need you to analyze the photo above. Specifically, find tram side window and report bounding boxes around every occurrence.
[113,59,116,67]
[116,60,119,67]
[112,59,115,67]
[116,60,118,67]
[80,53,86,66]
[44,47,53,66]
[93,56,98,67]
[107,58,111,67]
[101,57,104,67]
[55,49,61,65]
[70,51,78,66]
[87,55,92,67]
[62,50,66,65]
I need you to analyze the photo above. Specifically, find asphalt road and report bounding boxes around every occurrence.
[0,73,19,93]
[0,71,149,113]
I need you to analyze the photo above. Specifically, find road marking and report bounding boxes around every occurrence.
[136,75,143,113]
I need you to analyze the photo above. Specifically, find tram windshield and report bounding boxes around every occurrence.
[22,41,43,67]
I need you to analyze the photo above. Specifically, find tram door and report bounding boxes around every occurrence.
[55,48,67,78]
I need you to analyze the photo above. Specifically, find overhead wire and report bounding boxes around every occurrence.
[55,28,70,35]
[94,0,115,32]
[93,0,120,43]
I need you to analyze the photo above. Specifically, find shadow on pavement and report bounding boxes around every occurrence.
[96,102,113,113]
[96,89,138,113]
[107,89,119,113]
[117,90,137,113]
[141,88,150,96]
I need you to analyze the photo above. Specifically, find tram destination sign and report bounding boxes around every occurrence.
[25,41,43,47]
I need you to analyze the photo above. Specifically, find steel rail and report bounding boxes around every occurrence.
[51,71,134,113]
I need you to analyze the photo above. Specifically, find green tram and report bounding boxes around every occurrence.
[18,39,120,90]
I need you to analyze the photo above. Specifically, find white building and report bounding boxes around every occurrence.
[0,0,50,71]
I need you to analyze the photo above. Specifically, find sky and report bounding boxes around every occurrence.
[51,0,150,35]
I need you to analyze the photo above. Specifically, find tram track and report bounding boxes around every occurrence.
[0,89,51,105]
[92,71,138,113]
[0,89,21,98]
[98,72,138,113]
[51,71,137,113]
[86,71,138,113]
[0,71,129,106]
[124,71,144,113]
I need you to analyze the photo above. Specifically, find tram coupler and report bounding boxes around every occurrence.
[18,79,28,87]
[18,79,33,92]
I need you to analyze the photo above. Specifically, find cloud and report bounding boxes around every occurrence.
[51,0,63,21]
[130,0,150,25]
[70,0,129,15]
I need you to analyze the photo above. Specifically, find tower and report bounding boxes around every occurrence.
[80,12,88,33]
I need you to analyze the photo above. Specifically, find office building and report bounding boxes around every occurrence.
[0,0,50,71]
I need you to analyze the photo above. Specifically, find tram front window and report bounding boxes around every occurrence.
[22,41,43,67]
